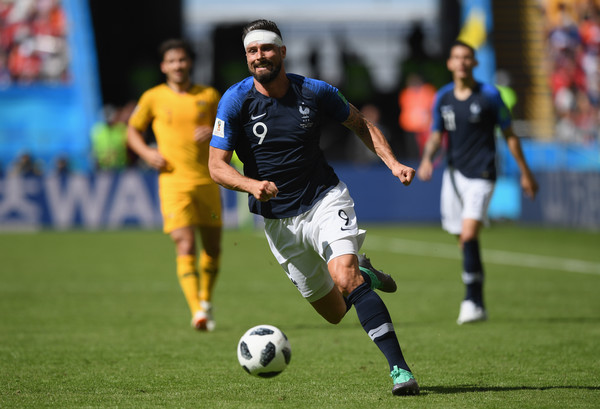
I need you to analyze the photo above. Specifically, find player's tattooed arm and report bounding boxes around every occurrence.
[343,103,414,186]
[342,104,374,145]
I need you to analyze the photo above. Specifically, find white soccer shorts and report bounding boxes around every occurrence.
[440,167,495,235]
[264,181,366,302]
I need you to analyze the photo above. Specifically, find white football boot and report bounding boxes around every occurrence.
[456,300,487,325]
[192,301,215,331]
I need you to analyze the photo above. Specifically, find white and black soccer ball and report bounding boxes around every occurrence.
[237,324,291,378]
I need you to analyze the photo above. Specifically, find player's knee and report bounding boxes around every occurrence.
[174,239,195,255]
[460,220,481,244]
[170,229,196,254]
[328,257,363,295]
[334,270,366,296]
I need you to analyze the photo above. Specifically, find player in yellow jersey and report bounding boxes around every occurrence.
[127,39,222,331]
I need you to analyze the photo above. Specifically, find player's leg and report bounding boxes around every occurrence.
[460,218,484,306]
[456,221,487,324]
[197,225,222,330]
[192,183,223,330]
[326,251,418,395]
[198,225,221,303]
[170,226,203,322]
[161,184,216,330]
[455,175,494,324]
[264,204,418,395]
[308,280,418,394]
[306,181,418,394]
[308,286,347,324]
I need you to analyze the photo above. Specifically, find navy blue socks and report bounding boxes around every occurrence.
[463,239,484,307]
[347,282,410,372]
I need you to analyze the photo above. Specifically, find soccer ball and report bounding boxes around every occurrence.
[237,324,292,378]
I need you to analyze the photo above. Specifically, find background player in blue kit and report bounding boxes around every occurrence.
[209,19,419,396]
[417,40,538,325]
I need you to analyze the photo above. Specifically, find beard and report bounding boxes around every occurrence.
[251,62,282,85]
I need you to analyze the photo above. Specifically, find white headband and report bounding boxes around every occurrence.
[243,29,284,49]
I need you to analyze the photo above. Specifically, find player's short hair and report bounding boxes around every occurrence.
[158,39,195,62]
[241,19,283,42]
[449,40,476,58]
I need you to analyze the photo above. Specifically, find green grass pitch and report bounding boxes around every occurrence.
[1,224,599,408]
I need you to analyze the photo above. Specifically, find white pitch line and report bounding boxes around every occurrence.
[363,236,600,276]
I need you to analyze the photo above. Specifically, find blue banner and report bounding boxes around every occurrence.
[0,0,102,173]
[1,165,598,231]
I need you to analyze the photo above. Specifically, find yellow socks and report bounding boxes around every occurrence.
[176,255,201,316]
[176,251,220,317]
[199,250,220,304]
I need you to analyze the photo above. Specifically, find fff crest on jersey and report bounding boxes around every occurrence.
[299,104,310,117]
[299,103,313,129]
[469,102,482,123]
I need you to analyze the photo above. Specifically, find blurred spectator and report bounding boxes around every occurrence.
[398,73,436,157]
[53,155,69,176]
[90,102,136,170]
[495,69,518,113]
[10,152,42,176]
[573,87,598,142]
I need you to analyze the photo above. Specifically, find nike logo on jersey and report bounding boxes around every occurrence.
[251,113,266,120]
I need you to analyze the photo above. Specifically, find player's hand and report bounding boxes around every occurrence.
[416,160,433,182]
[521,173,539,200]
[194,125,213,144]
[143,149,169,171]
[253,180,278,202]
[394,163,415,186]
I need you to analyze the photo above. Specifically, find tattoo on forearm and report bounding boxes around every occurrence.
[346,106,371,140]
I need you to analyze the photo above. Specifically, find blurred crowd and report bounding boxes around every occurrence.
[543,0,600,143]
[4,1,600,176]
[0,0,68,85]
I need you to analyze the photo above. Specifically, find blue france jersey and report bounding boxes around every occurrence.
[211,74,350,219]
[431,81,511,180]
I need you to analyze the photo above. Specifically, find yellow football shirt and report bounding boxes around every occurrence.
[129,83,220,187]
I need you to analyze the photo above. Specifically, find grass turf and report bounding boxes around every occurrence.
[0,224,599,408]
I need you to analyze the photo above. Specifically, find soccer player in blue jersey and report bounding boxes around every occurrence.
[417,40,538,325]
[209,19,419,396]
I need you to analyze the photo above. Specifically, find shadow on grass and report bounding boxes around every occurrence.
[422,385,600,395]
